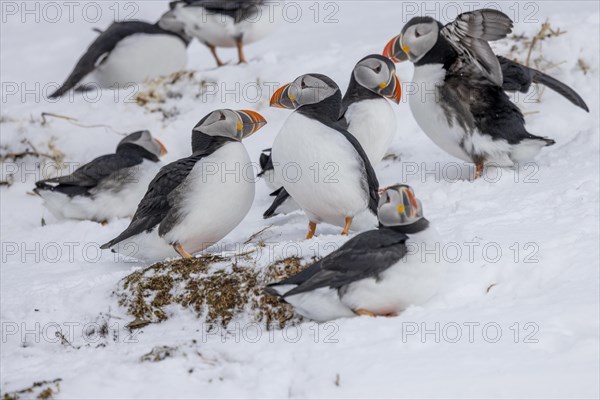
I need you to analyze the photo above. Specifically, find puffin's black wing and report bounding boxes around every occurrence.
[330,126,379,214]
[263,187,290,219]
[498,56,589,112]
[442,73,554,146]
[50,21,166,98]
[442,9,513,86]
[35,153,142,196]
[100,155,203,249]
[279,229,408,297]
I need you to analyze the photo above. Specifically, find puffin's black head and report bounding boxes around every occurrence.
[116,130,167,162]
[377,184,425,227]
[193,109,267,142]
[270,73,340,110]
[383,16,443,63]
[353,54,401,104]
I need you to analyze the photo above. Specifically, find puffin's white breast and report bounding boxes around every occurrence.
[93,33,187,87]
[345,98,396,165]
[271,112,368,227]
[410,64,472,162]
[164,141,255,253]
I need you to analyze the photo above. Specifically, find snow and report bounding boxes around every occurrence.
[1,1,599,398]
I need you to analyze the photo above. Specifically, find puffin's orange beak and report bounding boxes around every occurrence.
[383,35,408,63]
[155,139,168,157]
[236,109,267,138]
[392,74,402,103]
[380,73,402,104]
[405,188,418,208]
[270,83,297,109]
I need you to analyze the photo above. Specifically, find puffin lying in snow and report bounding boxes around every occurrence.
[101,109,266,261]
[269,73,380,239]
[169,0,275,66]
[383,9,589,178]
[262,54,401,219]
[266,185,443,322]
[50,7,191,98]
[34,131,166,223]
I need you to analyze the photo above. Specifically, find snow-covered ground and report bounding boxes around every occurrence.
[1,1,599,398]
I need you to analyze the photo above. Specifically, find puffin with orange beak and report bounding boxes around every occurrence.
[340,54,402,165]
[262,55,401,219]
[34,130,167,223]
[269,73,379,239]
[101,109,267,261]
[266,185,444,322]
[380,9,587,179]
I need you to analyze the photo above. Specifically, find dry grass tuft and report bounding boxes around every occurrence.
[2,379,62,400]
[116,254,307,330]
[140,346,179,362]
[507,20,567,70]
[134,70,215,120]
[504,20,580,104]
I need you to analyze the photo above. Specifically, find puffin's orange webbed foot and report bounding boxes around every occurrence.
[341,217,353,235]
[173,243,193,259]
[306,221,317,240]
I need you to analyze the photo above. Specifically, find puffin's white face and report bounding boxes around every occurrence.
[353,56,402,103]
[378,185,424,226]
[193,109,267,141]
[270,74,338,109]
[120,130,167,158]
[399,21,439,62]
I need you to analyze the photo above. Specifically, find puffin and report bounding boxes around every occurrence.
[266,185,443,322]
[340,54,402,164]
[169,0,275,66]
[270,73,379,239]
[261,55,401,219]
[381,9,589,178]
[50,6,191,98]
[100,109,266,261]
[34,130,167,223]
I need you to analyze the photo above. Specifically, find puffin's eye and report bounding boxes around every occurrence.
[415,30,421,38]
[219,112,226,121]
[301,80,307,89]
[374,64,382,73]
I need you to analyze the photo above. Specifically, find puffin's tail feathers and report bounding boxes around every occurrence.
[531,69,589,112]
[526,133,555,147]
[264,284,292,303]
[542,137,556,147]
[263,187,289,219]
[34,180,55,191]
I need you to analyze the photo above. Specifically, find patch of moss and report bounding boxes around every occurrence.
[116,255,308,329]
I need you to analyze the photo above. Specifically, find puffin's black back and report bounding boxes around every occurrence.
[34,150,146,197]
